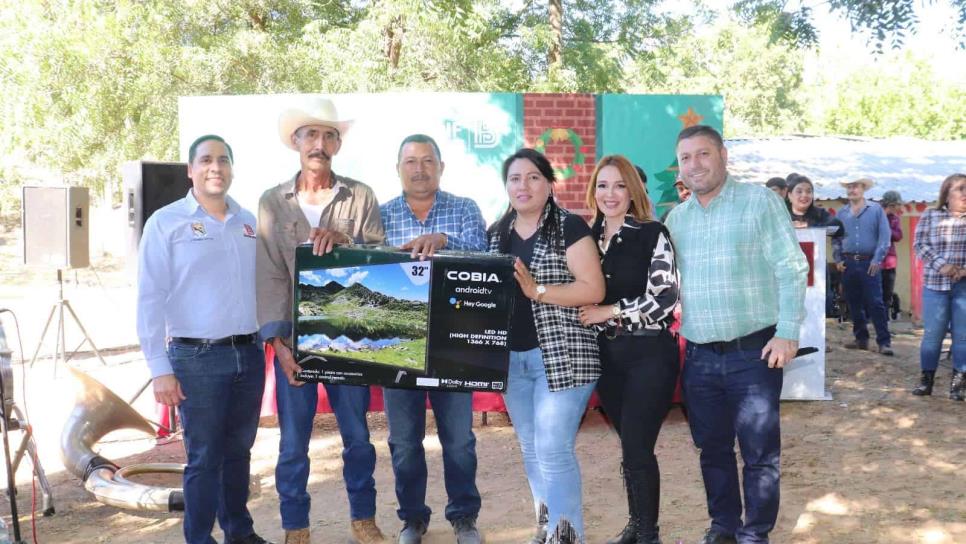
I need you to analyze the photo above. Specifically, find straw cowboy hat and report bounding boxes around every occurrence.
[840,177,875,189]
[278,97,354,151]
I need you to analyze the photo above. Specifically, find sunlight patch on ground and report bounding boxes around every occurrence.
[885,520,966,543]
[792,512,817,533]
[805,493,850,515]
[895,415,917,428]
[925,458,958,472]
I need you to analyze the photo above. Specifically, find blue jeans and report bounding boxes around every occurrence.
[169,341,265,544]
[682,343,783,544]
[274,361,377,529]
[503,348,596,540]
[383,388,481,524]
[921,284,966,372]
[843,259,891,347]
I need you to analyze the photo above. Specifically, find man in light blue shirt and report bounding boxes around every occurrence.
[136,135,271,544]
[379,134,485,544]
[832,178,893,354]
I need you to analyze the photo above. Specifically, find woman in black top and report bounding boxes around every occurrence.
[786,175,843,236]
[577,155,680,544]
[488,148,605,544]
[786,175,844,318]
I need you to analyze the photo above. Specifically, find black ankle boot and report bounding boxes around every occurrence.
[912,371,935,396]
[950,370,965,402]
[606,465,639,544]
[625,466,662,544]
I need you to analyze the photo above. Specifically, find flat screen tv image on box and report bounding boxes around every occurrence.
[294,245,513,391]
[296,261,431,375]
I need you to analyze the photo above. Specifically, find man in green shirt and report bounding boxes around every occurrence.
[665,125,807,544]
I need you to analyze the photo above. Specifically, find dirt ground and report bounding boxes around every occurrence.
[0,223,963,544]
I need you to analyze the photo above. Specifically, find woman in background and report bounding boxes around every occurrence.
[786,175,844,318]
[912,173,966,401]
[879,190,904,319]
[786,175,843,235]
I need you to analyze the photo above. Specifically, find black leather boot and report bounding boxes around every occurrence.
[605,465,639,544]
[950,370,965,402]
[626,466,662,544]
[912,370,935,396]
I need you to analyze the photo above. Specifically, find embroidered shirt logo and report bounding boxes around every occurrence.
[243,224,256,238]
[191,222,206,238]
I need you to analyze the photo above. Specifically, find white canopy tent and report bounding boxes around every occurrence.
[725,135,966,203]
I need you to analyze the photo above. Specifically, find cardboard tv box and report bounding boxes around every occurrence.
[293,245,514,392]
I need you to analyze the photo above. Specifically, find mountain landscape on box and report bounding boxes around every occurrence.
[297,280,428,370]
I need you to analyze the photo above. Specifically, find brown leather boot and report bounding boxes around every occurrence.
[350,518,387,544]
[283,528,310,544]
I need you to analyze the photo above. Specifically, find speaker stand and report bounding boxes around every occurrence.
[28,270,107,376]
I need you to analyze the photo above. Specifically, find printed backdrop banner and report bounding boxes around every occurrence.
[178,92,524,223]
[596,94,725,216]
[177,92,723,221]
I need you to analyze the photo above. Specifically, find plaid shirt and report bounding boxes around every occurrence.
[665,176,808,343]
[380,190,487,250]
[489,205,600,391]
[914,208,966,291]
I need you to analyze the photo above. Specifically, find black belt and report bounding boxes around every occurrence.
[690,325,776,355]
[170,334,256,346]
[842,253,872,261]
[602,327,669,340]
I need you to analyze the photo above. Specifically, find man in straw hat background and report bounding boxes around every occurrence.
[832,177,893,355]
[256,97,387,544]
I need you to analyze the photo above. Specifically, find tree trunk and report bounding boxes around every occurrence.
[548,0,562,67]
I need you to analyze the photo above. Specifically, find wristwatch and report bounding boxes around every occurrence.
[535,284,547,301]
[611,303,621,317]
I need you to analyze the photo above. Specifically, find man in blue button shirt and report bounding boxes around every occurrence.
[379,134,486,544]
[832,178,893,355]
[137,135,272,544]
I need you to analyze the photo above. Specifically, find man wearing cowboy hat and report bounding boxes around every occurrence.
[832,177,893,355]
[256,97,386,544]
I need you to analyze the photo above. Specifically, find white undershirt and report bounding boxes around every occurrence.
[298,184,341,240]
[299,201,324,231]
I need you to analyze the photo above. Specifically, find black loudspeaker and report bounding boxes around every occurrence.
[22,186,90,269]
[121,161,191,259]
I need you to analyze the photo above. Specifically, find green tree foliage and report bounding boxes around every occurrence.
[816,53,966,138]
[628,20,809,136]
[735,0,966,51]
[0,0,962,205]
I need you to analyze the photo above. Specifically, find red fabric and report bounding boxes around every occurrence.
[800,242,815,287]
[909,216,923,320]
